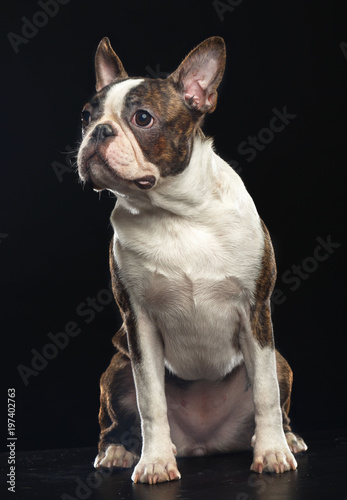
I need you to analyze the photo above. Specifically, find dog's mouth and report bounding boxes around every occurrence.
[133,176,156,190]
[82,152,157,191]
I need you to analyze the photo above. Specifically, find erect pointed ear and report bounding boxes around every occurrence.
[169,37,226,114]
[95,37,128,92]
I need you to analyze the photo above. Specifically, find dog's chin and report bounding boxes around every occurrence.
[84,168,126,193]
[82,175,103,192]
[80,158,157,194]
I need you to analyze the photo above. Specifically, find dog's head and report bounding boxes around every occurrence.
[77,37,226,195]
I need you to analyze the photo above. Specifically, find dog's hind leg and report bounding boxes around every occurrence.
[94,351,141,469]
[275,350,308,454]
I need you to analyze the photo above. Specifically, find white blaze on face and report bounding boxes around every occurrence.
[99,79,143,181]
[104,79,144,119]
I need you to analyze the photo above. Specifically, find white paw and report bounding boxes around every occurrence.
[285,432,308,454]
[94,444,139,469]
[131,453,181,484]
[251,438,297,474]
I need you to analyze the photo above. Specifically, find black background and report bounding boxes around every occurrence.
[1,0,346,453]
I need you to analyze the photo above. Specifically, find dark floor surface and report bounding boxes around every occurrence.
[1,430,346,500]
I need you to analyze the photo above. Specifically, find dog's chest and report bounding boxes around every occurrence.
[115,207,261,299]
[113,201,263,379]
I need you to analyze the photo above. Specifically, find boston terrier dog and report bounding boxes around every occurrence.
[77,36,307,484]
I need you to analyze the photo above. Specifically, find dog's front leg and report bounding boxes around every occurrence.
[240,303,297,474]
[128,308,180,484]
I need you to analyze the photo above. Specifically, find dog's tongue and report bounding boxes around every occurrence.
[134,175,156,190]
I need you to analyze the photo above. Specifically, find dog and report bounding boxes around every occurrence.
[77,36,307,484]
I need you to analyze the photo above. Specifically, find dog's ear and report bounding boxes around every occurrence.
[95,37,128,92]
[169,37,226,114]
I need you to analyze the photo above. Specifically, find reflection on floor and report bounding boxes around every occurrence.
[1,429,346,500]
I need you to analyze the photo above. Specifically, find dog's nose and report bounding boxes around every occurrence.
[92,123,115,142]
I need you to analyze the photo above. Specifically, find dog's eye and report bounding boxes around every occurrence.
[134,110,153,128]
[81,110,91,127]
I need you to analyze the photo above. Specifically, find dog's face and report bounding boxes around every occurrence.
[77,37,226,195]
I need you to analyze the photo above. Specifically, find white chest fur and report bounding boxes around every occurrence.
[111,139,264,381]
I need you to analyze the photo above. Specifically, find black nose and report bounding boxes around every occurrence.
[92,123,115,142]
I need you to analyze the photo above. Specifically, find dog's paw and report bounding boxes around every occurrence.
[94,444,139,469]
[131,455,181,484]
[251,441,297,474]
[285,432,308,454]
